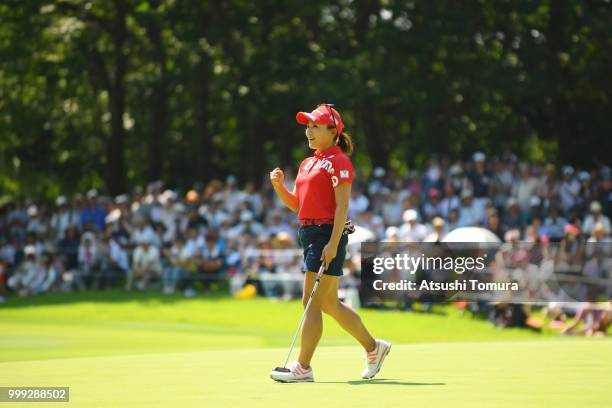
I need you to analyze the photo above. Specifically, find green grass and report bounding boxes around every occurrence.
[1,290,611,407]
[1,289,550,363]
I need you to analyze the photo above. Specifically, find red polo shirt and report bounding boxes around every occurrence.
[295,145,354,220]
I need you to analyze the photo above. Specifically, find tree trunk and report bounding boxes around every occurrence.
[145,16,167,183]
[106,0,128,195]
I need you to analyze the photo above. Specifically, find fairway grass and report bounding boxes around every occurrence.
[1,289,556,362]
[1,341,610,408]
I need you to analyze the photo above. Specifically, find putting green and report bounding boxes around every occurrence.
[1,340,610,408]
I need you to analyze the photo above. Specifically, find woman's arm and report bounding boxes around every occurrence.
[320,182,351,269]
[269,167,299,213]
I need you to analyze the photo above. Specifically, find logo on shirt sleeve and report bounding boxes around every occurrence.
[340,170,349,179]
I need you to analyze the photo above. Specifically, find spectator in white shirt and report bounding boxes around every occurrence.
[131,217,158,248]
[457,190,485,227]
[582,201,611,236]
[398,209,428,242]
[128,239,162,291]
[559,166,580,212]
[349,188,369,218]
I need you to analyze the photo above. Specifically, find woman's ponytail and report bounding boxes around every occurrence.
[336,131,354,155]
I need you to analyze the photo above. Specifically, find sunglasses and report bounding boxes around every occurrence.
[317,103,338,136]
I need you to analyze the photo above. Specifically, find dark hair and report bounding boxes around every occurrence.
[328,126,354,155]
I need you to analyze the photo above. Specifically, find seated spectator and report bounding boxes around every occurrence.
[31,252,59,295]
[162,235,197,295]
[583,251,611,280]
[349,187,369,218]
[128,239,162,291]
[502,198,524,232]
[486,209,505,241]
[92,236,125,290]
[582,201,611,236]
[542,206,568,242]
[131,217,158,248]
[398,209,428,242]
[77,232,100,289]
[444,184,463,217]
[7,246,39,297]
[562,302,611,336]
[422,188,443,221]
[424,217,446,242]
[198,230,225,291]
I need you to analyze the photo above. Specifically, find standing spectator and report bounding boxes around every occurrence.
[492,159,514,208]
[502,198,524,232]
[468,152,492,199]
[50,196,78,240]
[560,166,580,213]
[457,190,485,227]
[515,164,541,212]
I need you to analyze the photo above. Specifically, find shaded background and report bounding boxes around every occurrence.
[1,0,611,201]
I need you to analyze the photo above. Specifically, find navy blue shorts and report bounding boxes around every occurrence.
[298,224,348,276]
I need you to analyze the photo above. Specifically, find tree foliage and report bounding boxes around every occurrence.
[1,0,610,200]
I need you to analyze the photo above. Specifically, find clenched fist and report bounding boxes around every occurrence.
[269,167,285,188]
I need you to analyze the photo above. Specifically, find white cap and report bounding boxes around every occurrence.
[473,151,486,162]
[403,209,418,222]
[373,167,386,178]
[461,189,473,199]
[385,226,399,238]
[27,205,38,217]
[450,164,463,175]
[506,197,519,208]
[562,165,574,175]
[529,196,541,207]
[56,196,67,206]
[105,208,121,224]
[240,210,254,222]
[590,201,602,212]
[578,171,590,181]
[24,245,36,256]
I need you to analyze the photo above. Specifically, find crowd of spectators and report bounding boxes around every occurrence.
[0,152,610,311]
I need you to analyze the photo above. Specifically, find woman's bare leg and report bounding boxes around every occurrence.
[297,272,337,369]
[321,277,376,352]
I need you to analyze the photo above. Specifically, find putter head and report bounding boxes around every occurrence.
[272,366,290,372]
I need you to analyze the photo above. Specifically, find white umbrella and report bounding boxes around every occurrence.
[442,227,502,243]
[348,225,376,246]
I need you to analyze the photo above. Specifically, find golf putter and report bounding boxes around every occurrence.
[272,263,326,373]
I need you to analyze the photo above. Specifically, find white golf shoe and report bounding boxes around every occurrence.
[270,361,314,383]
[361,339,392,379]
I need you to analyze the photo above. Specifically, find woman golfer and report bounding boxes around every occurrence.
[269,104,391,382]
